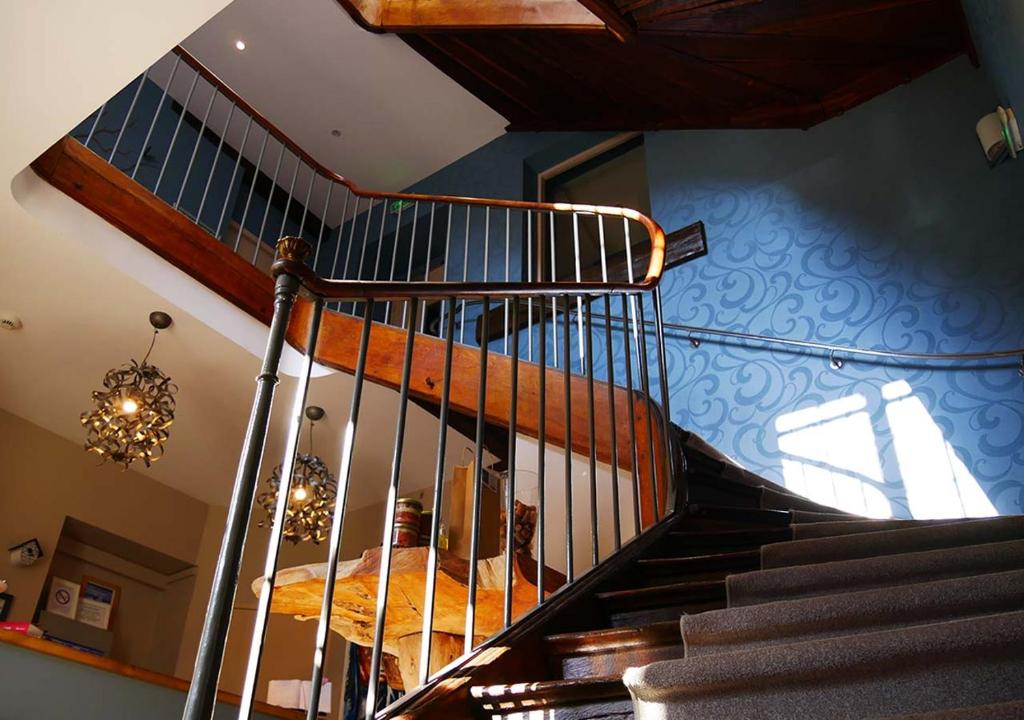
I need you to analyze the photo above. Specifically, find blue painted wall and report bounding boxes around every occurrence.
[394,58,1024,519]
[963,0,1024,109]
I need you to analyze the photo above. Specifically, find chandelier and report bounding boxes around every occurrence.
[257,406,337,544]
[81,312,177,469]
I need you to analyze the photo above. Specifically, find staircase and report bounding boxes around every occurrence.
[450,432,1024,720]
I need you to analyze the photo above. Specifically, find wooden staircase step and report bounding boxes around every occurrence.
[596,579,727,626]
[470,677,632,718]
[661,527,793,555]
[633,550,761,585]
[544,621,683,680]
[684,504,793,528]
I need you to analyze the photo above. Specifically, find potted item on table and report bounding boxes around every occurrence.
[392,497,422,548]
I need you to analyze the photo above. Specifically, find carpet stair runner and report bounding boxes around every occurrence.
[467,431,1023,719]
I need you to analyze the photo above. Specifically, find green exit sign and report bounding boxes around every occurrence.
[389,199,415,214]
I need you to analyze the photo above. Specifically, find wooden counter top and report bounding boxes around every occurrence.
[0,629,304,719]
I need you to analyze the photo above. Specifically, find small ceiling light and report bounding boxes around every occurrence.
[81,312,177,469]
[258,406,337,544]
[330,129,342,137]
[235,39,247,51]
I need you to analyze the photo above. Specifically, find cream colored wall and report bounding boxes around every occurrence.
[0,408,209,626]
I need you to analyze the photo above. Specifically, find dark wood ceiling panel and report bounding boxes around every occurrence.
[372,0,972,130]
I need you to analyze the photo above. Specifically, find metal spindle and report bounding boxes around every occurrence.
[182,270,299,720]
[297,167,316,241]
[572,213,585,374]
[304,303,374,719]
[312,180,335,271]
[401,202,420,329]
[154,68,200,196]
[503,299,519,627]
[274,157,302,246]
[253,142,286,262]
[584,298,599,566]
[526,210,534,363]
[620,295,642,538]
[83,101,109,151]
[536,293,546,603]
[459,206,471,344]
[604,294,622,550]
[365,299,419,719]
[653,287,677,509]
[549,212,559,369]
[419,203,437,335]
[464,298,490,652]
[232,126,269,253]
[174,82,218,210]
[196,103,236,227]
[216,115,254,238]
[384,201,404,322]
[562,294,574,582]
[109,70,149,168]
[372,198,388,283]
[351,200,374,315]
[132,54,181,180]
[329,188,352,279]
[418,298,456,683]
[635,294,661,522]
[238,298,323,719]
[503,208,510,355]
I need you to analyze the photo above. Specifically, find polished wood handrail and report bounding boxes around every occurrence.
[0,631,303,720]
[168,45,666,286]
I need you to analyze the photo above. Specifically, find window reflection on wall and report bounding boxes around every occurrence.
[774,381,997,520]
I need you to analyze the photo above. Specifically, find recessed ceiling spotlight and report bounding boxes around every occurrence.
[330,129,342,137]
[235,39,247,51]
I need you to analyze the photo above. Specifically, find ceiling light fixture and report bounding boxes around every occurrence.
[257,406,337,544]
[81,312,177,469]
[235,39,247,51]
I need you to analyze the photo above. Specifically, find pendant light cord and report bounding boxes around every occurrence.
[141,329,159,366]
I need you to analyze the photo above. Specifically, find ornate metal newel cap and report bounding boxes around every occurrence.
[276,236,312,265]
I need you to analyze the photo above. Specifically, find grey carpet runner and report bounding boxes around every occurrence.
[625,515,1024,719]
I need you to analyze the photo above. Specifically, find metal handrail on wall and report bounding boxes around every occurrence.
[66,44,676,720]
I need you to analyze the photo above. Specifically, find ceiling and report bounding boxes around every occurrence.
[180,0,507,191]
[0,0,485,512]
[387,0,974,130]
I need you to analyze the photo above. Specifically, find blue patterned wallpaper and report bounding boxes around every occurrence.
[647,59,1024,518]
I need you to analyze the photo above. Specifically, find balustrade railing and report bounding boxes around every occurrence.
[64,44,677,720]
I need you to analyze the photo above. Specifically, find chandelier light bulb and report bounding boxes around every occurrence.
[292,486,308,502]
[121,398,139,414]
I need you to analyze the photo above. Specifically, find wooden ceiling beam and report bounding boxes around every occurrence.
[337,0,607,32]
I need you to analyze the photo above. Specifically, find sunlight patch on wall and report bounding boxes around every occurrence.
[775,394,891,518]
[882,380,997,519]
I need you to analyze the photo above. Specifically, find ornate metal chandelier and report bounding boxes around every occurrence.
[81,312,177,469]
[257,406,337,544]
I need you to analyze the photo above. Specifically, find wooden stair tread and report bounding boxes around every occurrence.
[685,504,793,527]
[667,527,793,547]
[596,579,726,610]
[637,549,761,569]
[545,621,681,656]
[471,676,629,707]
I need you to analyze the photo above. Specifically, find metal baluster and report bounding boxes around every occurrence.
[562,294,574,582]
[83,101,109,151]
[459,206,471,344]
[419,203,437,335]
[238,298,323,720]
[313,181,335,271]
[418,298,456,683]
[182,269,299,720]
[584,298,599,566]
[232,126,268,253]
[366,299,419,719]
[635,294,661,522]
[275,156,302,245]
[174,82,218,210]
[384,201,404,323]
[598,217,621,549]
[154,67,200,196]
[253,142,286,263]
[215,114,253,240]
[549,212,559,369]
[109,70,149,168]
[351,200,374,315]
[328,187,351,278]
[439,204,454,340]
[503,299,519,627]
[304,303,374,719]
[526,210,533,363]
[536,293,546,604]
[653,287,677,510]
[503,208,510,355]
[401,202,420,329]
[196,103,236,227]
[572,213,585,374]
[464,298,490,651]
[620,295,642,538]
[132,54,181,180]
[297,166,316,240]
[623,219,642,369]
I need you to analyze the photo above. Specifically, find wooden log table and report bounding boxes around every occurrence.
[252,547,563,690]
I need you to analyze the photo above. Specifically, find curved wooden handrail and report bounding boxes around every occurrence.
[169,45,667,287]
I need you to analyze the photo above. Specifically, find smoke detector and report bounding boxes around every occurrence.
[0,311,22,331]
